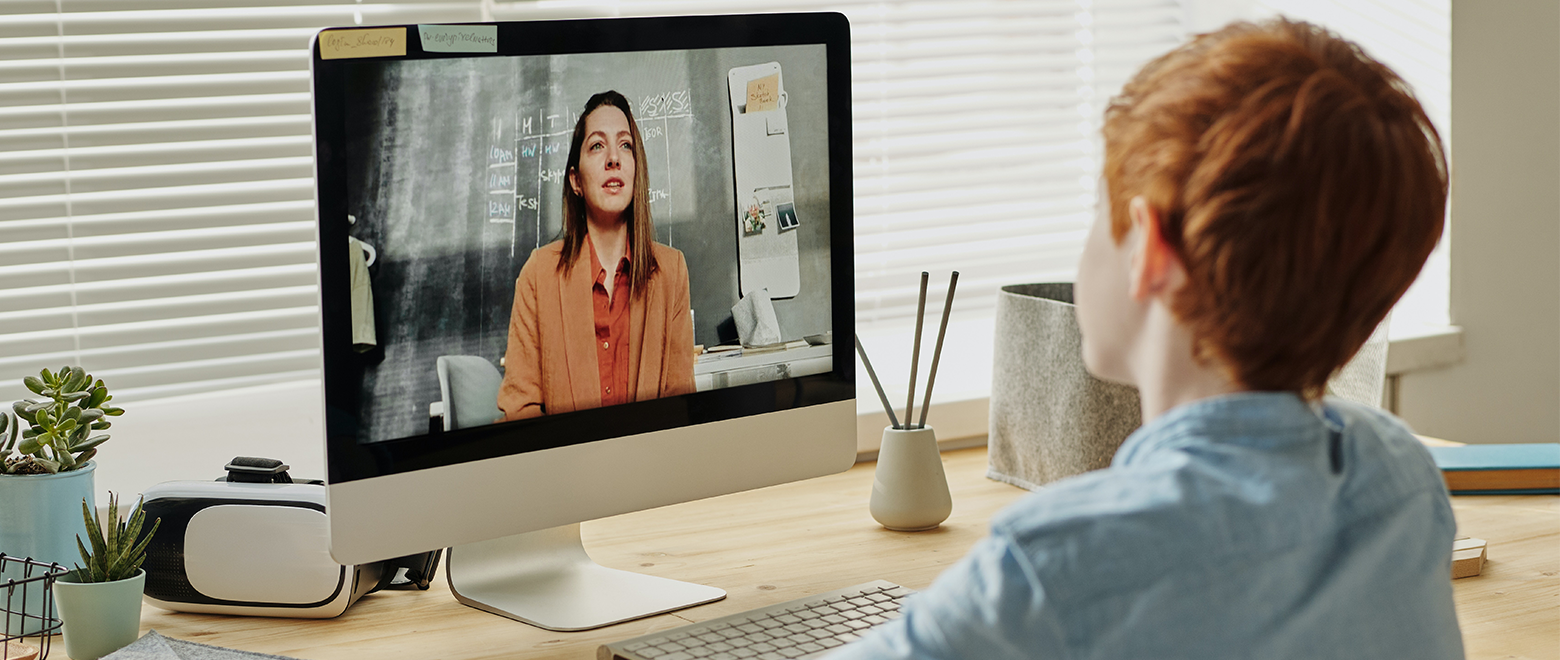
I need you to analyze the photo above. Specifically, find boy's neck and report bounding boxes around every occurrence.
[1129,302,1243,423]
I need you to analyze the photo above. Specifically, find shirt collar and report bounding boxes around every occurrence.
[1113,391,1326,465]
[584,233,631,280]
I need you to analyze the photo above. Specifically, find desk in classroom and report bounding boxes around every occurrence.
[129,446,1558,660]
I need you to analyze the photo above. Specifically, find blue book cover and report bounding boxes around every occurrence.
[1426,443,1560,494]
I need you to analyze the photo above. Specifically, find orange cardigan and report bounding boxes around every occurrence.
[498,240,695,421]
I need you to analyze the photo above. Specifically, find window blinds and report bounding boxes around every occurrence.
[1,0,1183,405]
[0,1,484,404]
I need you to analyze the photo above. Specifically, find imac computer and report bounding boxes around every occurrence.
[310,14,855,631]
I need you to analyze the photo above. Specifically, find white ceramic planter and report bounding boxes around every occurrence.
[53,569,145,660]
[0,462,95,636]
[870,426,952,531]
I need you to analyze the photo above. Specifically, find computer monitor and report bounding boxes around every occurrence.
[310,14,855,631]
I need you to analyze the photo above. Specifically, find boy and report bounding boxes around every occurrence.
[833,19,1458,659]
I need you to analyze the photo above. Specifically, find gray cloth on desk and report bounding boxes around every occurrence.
[106,631,302,660]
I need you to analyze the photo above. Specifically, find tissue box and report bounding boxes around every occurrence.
[987,283,1140,490]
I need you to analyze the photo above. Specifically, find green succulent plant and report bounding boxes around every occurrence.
[75,492,160,584]
[1,366,122,475]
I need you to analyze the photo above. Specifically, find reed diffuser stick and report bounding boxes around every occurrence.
[855,334,901,429]
[904,272,929,428]
[918,271,958,429]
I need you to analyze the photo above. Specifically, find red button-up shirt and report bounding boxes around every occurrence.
[587,235,633,408]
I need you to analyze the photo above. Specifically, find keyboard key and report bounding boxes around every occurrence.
[775,615,802,625]
[845,620,871,630]
[778,649,805,658]
[806,629,833,640]
[825,624,851,635]
[797,643,825,654]
[841,609,867,620]
[709,642,734,653]
[864,615,887,625]
[838,633,862,643]
[822,614,847,625]
[750,643,778,653]
[847,597,873,608]
[699,634,725,643]
[671,632,692,641]
[690,649,714,658]
[640,649,667,658]
[783,623,811,635]
[731,650,757,659]
[861,605,883,616]
[756,618,785,630]
[817,638,844,649]
[795,610,820,620]
[737,624,764,635]
[690,628,710,635]
[627,642,650,651]
[711,654,737,660]
[664,653,694,660]
[884,587,913,598]
[770,637,795,649]
[647,638,670,646]
[748,633,773,643]
[757,654,785,660]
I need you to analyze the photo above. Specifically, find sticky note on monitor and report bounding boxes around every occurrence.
[746,73,780,113]
[320,28,407,60]
[419,25,498,53]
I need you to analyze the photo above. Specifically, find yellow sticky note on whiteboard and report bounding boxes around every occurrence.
[320,28,407,60]
[746,74,780,113]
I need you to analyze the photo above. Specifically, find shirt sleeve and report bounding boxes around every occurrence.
[826,533,1070,660]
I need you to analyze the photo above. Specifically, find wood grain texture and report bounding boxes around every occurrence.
[47,446,1554,660]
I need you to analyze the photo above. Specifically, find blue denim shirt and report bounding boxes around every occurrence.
[831,393,1463,659]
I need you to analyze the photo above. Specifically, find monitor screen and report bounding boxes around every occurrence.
[313,16,855,486]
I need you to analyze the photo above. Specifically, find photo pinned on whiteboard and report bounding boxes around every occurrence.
[742,195,767,236]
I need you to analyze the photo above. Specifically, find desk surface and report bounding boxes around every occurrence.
[127,447,1558,660]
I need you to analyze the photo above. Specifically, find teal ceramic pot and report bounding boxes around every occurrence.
[54,568,145,660]
[0,461,96,635]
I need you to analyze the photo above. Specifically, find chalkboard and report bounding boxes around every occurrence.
[342,45,832,443]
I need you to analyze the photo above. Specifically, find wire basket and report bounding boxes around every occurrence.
[2,554,68,660]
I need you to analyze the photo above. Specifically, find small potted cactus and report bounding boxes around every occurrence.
[0,366,123,636]
[52,493,160,660]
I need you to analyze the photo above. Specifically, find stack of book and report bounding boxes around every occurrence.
[1426,443,1560,495]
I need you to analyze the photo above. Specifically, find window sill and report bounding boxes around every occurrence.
[856,325,1468,459]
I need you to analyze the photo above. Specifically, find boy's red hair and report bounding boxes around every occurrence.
[1102,19,1447,398]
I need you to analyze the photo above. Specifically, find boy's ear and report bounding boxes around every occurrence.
[1128,196,1186,302]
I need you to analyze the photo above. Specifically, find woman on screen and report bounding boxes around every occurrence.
[498,91,696,421]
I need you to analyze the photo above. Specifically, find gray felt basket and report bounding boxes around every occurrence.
[987,283,1141,490]
[986,283,1390,491]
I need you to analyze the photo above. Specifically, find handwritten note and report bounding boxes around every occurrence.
[419,25,498,53]
[320,28,406,60]
[746,74,779,113]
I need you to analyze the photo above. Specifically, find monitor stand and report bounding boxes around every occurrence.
[445,523,726,631]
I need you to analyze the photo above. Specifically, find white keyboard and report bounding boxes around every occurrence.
[599,580,913,660]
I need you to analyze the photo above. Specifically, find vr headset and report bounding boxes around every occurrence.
[140,457,440,618]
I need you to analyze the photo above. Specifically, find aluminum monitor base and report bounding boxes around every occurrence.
[446,524,726,632]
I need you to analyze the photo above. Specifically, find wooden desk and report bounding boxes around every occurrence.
[121,447,1556,660]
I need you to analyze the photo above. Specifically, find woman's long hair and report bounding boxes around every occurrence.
[557,90,657,294]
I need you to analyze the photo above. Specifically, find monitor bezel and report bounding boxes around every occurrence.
[311,13,855,485]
